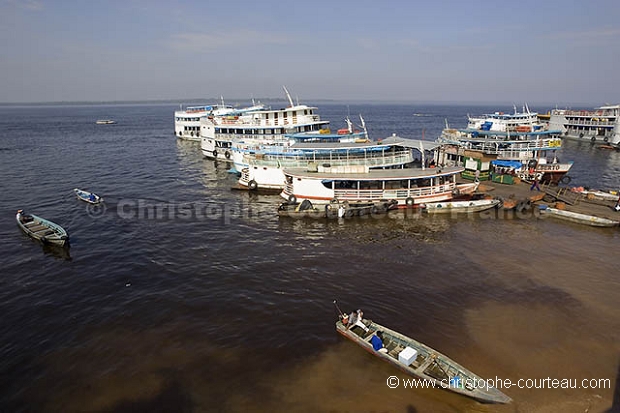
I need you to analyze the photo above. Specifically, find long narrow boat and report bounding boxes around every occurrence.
[423,198,500,214]
[335,307,512,404]
[74,188,103,204]
[16,210,70,247]
[277,199,398,219]
[538,205,619,227]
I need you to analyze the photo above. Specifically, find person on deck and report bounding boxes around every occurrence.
[89,193,96,202]
[530,177,541,191]
[371,331,388,353]
[347,309,369,332]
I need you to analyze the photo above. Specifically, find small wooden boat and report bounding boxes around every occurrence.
[16,210,70,246]
[538,205,619,227]
[277,199,398,219]
[334,305,512,404]
[96,119,116,125]
[423,198,500,214]
[74,188,103,204]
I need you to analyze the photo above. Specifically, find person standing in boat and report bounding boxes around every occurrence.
[16,209,23,222]
[371,331,388,353]
[89,193,96,202]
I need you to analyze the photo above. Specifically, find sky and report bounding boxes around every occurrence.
[1,0,619,106]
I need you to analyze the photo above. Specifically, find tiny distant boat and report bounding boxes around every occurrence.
[423,198,500,214]
[16,210,69,247]
[277,199,398,219]
[74,188,103,204]
[334,303,512,404]
[96,119,116,125]
[538,205,619,227]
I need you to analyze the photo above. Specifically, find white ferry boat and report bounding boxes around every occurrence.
[466,105,545,133]
[280,165,478,208]
[438,123,573,184]
[174,98,266,141]
[200,87,330,160]
[548,104,620,144]
[230,116,369,172]
[237,138,415,191]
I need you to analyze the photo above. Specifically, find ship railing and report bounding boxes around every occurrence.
[247,152,414,169]
[333,183,454,201]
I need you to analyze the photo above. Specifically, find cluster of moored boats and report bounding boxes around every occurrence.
[175,87,620,221]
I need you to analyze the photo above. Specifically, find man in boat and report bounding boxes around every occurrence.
[89,193,96,202]
[16,209,23,222]
[347,309,369,332]
[371,331,388,353]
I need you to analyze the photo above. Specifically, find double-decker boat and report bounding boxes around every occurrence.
[548,104,620,145]
[280,164,477,208]
[237,137,415,192]
[200,87,330,160]
[438,120,573,184]
[466,105,545,133]
[174,97,266,141]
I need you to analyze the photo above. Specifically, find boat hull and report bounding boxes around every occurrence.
[539,206,619,227]
[336,317,511,404]
[17,213,70,247]
[424,198,500,213]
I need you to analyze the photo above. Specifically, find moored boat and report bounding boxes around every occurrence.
[423,198,500,214]
[334,304,512,404]
[16,210,70,247]
[277,199,398,219]
[200,87,331,160]
[548,104,620,144]
[74,188,103,204]
[175,98,267,141]
[96,119,116,125]
[281,164,477,208]
[538,205,619,227]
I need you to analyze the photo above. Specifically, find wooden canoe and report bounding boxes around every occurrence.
[277,199,398,219]
[74,188,103,204]
[423,198,500,214]
[539,206,620,227]
[336,312,512,404]
[16,211,69,246]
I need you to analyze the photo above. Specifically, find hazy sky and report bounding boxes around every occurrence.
[1,0,619,105]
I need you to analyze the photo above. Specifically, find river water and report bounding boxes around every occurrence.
[0,102,618,412]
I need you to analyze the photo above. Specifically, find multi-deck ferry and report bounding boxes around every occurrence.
[548,104,620,145]
[200,87,330,160]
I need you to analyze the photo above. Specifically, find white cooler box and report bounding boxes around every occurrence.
[398,347,418,366]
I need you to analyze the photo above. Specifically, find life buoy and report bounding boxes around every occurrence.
[527,159,537,169]
[591,136,596,143]
[225,151,231,159]
[248,180,258,190]
[560,175,572,184]
[288,194,297,204]
[604,137,609,143]
[405,197,415,207]
[554,164,560,170]
[579,133,584,138]
[212,150,218,158]
[190,131,194,137]
[452,188,461,196]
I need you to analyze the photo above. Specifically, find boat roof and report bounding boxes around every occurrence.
[290,140,405,151]
[455,128,562,137]
[283,166,464,180]
[379,135,443,151]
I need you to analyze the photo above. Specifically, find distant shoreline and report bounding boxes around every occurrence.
[0,99,602,108]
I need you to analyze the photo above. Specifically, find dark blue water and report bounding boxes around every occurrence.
[0,103,618,412]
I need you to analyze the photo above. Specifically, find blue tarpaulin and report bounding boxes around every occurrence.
[491,159,522,169]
